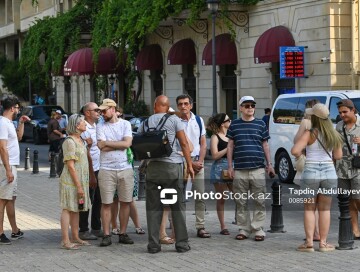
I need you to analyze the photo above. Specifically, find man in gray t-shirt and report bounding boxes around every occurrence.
[138,95,194,254]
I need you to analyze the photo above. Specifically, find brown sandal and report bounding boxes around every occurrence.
[235,234,247,240]
[197,228,211,238]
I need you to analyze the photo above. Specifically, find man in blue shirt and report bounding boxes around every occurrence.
[227,96,275,242]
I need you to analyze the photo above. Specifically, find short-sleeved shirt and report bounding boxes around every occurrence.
[226,118,269,170]
[335,118,360,179]
[47,118,61,141]
[138,113,185,164]
[97,119,133,170]
[81,121,100,171]
[0,116,20,166]
[180,112,206,157]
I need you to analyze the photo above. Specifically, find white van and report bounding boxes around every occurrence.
[269,90,360,183]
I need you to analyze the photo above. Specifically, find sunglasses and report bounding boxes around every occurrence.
[242,104,255,109]
[177,102,190,106]
[101,107,110,114]
[223,119,231,123]
[88,109,100,113]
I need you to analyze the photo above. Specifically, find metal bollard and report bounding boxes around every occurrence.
[336,193,355,250]
[24,147,30,170]
[268,179,286,233]
[137,172,146,200]
[32,150,39,174]
[49,152,57,178]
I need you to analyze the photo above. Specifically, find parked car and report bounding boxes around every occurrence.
[269,90,360,184]
[20,105,68,144]
[129,116,148,132]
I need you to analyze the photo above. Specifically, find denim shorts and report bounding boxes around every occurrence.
[210,158,232,184]
[300,162,337,198]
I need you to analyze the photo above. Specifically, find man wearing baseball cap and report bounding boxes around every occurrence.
[226,95,275,242]
[96,98,134,247]
[336,99,360,239]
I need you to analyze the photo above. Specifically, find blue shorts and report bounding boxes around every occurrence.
[300,162,337,198]
[210,158,232,184]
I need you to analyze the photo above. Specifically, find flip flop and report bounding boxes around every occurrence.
[235,234,247,240]
[160,236,174,244]
[61,242,80,250]
[220,229,230,235]
[254,235,265,242]
[135,227,145,235]
[71,240,91,246]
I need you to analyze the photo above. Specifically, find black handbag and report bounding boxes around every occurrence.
[342,126,360,168]
[131,114,174,160]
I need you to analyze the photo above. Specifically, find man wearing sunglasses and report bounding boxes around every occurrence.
[96,99,134,247]
[78,102,102,240]
[226,96,275,242]
[0,95,30,245]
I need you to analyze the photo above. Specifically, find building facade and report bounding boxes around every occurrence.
[1,0,359,120]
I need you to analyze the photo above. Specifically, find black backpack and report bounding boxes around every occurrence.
[56,137,75,177]
[131,113,174,160]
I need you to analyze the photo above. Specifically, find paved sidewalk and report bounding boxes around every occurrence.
[0,165,359,272]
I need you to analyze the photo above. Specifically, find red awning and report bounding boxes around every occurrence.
[135,44,163,71]
[167,39,196,65]
[202,33,237,65]
[64,47,125,76]
[254,26,295,64]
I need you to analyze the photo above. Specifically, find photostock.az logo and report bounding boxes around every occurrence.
[159,186,178,204]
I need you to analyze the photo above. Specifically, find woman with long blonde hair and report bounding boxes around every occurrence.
[292,103,343,252]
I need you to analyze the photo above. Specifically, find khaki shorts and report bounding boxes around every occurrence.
[98,168,134,204]
[0,165,18,200]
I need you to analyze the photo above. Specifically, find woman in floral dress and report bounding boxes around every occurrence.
[59,114,91,250]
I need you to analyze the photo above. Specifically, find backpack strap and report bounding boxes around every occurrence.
[195,114,203,144]
[157,113,171,130]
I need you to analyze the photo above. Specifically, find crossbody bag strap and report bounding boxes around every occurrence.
[311,129,332,159]
[342,126,353,154]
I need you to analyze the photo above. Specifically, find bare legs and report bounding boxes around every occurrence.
[60,209,82,247]
[350,199,360,237]
[111,197,143,232]
[303,194,333,249]
[213,183,232,232]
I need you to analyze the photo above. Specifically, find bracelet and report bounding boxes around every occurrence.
[267,162,272,166]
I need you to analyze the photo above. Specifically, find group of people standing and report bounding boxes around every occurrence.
[3,93,360,254]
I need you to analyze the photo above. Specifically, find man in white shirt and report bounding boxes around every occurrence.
[0,95,30,245]
[96,99,134,247]
[176,94,210,238]
[79,102,102,240]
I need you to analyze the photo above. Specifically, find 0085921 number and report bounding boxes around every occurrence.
[288,197,315,204]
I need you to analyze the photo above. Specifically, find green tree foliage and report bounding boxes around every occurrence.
[20,0,103,78]
[0,56,48,101]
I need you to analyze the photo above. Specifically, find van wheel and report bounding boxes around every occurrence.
[276,151,295,183]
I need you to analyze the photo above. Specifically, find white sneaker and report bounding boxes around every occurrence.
[111,228,120,235]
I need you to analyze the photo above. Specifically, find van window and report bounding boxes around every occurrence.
[351,98,360,113]
[273,97,299,124]
[297,96,326,122]
[329,97,342,124]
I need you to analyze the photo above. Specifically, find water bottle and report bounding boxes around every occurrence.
[78,197,84,211]
[352,143,357,155]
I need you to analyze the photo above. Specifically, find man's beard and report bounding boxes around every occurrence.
[104,115,112,122]
[12,112,17,120]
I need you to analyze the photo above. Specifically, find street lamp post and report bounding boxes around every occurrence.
[109,75,115,100]
[207,0,219,116]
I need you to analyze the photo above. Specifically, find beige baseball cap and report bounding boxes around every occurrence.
[98,98,117,110]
